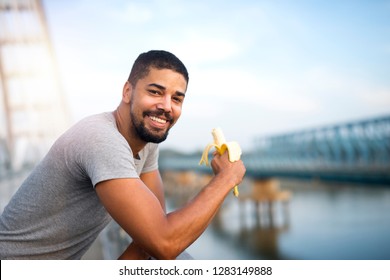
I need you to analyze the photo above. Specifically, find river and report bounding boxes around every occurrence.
[184,178,390,260]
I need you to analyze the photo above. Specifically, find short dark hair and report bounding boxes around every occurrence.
[128,50,189,86]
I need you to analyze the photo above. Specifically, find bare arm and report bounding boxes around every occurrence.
[140,169,166,212]
[96,151,245,260]
[118,169,166,259]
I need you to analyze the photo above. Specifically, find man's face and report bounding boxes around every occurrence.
[129,68,187,143]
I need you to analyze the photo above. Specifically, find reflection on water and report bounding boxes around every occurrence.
[166,174,390,260]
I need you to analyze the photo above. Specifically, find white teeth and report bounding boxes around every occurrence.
[150,116,166,124]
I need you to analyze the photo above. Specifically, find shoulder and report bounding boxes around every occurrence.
[53,112,130,159]
[76,112,117,132]
[63,112,122,143]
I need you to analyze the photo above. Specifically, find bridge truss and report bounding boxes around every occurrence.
[0,0,69,175]
[246,115,390,184]
[159,115,390,185]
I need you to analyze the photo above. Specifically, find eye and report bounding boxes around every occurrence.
[148,89,161,95]
[172,96,184,104]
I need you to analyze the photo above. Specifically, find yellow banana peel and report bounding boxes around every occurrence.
[199,127,242,197]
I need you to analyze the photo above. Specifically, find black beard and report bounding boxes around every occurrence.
[130,104,172,143]
[133,118,170,143]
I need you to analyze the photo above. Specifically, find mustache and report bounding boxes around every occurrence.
[145,109,173,123]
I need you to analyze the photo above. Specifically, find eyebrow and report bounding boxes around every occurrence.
[148,83,186,97]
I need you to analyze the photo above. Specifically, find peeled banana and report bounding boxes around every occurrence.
[199,127,242,197]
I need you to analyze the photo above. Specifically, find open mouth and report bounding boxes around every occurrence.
[149,115,168,124]
[147,114,173,131]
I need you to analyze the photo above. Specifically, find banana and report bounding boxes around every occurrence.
[199,127,242,197]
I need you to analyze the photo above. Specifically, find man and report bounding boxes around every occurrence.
[0,50,246,260]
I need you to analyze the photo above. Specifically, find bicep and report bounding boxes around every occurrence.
[140,170,166,212]
[95,178,168,253]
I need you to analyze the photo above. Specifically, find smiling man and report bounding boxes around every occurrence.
[0,50,246,260]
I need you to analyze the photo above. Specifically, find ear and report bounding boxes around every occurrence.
[122,81,132,103]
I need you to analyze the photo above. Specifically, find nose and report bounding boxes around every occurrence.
[156,95,172,112]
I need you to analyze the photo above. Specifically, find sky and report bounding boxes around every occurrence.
[43,0,390,152]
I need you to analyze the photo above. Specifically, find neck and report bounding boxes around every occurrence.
[113,105,146,158]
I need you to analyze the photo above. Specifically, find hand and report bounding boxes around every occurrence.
[210,150,246,187]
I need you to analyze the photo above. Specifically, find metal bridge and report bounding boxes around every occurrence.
[159,115,390,185]
[0,0,69,176]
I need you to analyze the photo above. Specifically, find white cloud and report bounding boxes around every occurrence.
[172,36,241,65]
[189,67,319,114]
[111,2,153,24]
[182,100,222,119]
[57,50,124,121]
[360,87,390,108]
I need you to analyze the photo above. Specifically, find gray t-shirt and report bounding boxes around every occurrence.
[0,112,159,259]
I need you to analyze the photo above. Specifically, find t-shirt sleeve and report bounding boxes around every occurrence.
[77,126,139,187]
[141,143,159,174]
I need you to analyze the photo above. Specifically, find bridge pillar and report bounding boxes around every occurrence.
[239,178,291,227]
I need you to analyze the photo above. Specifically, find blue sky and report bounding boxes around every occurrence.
[43,0,390,152]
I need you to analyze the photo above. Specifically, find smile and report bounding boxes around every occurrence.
[149,115,167,124]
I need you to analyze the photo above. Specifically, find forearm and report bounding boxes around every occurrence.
[118,241,150,260]
[152,173,235,259]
